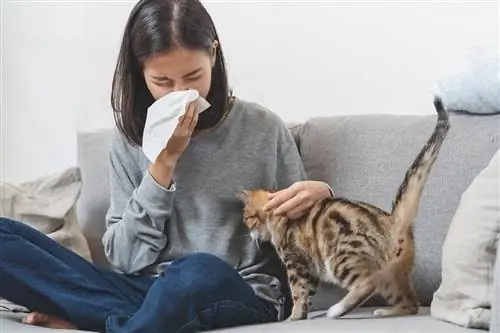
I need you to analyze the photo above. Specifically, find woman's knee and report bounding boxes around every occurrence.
[162,252,245,295]
[184,252,239,277]
[178,252,232,270]
[0,217,21,235]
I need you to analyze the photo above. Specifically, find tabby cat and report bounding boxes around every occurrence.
[237,97,450,321]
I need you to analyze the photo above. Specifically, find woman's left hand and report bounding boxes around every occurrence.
[263,181,334,219]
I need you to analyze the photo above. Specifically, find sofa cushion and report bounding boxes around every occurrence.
[430,149,499,330]
[76,129,114,267]
[297,112,500,309]
[0,307,473,333]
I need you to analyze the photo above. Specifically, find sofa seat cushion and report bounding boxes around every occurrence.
[0,307,480,333]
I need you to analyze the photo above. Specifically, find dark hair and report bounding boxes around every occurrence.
[111,0,231,146]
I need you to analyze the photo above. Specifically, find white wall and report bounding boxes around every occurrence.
[1,1,497,184]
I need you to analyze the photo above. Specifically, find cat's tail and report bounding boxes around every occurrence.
[390,96,450,241]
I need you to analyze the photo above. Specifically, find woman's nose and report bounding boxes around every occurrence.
[173,84,190,92]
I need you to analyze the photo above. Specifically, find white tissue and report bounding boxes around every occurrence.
[142,89,211,163]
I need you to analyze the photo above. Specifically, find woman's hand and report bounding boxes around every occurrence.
[263,181,334,219]
[149,102,198,188]
[161,101,199,161]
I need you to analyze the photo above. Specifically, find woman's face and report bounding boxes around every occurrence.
[142,46,214,100]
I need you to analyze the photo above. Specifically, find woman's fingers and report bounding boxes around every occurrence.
[187,103,199,132]
[175,102,197,135]
[264,188,298,212]
[273,194,307,216]
[181,102,196,128]
[286,201,312,219]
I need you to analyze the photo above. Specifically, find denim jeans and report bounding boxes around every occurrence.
[0,218,278,332]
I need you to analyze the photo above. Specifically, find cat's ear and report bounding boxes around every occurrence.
[236,190,250,204]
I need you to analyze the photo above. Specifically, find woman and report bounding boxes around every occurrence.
[0,0,333,332]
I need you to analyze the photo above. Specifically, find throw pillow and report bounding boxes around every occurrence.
[430,149,500,330]
[0,167,92,262]
[435,46,500,115]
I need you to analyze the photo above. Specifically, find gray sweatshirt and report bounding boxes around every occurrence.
[102,98,307,319]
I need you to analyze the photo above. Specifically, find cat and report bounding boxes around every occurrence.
[237,96,450,321]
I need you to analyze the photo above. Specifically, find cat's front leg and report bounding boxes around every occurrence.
[308,275,319,311]
[284,255,312,321]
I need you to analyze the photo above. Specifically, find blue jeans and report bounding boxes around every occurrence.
[0,218,278,332]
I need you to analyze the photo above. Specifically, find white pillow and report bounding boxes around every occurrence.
[430,149,500,329]
[0,167,92,262]
[435,46,500,115]
[490,244,500,332]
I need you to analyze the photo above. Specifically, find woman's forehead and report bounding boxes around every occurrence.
[143,47,211,77]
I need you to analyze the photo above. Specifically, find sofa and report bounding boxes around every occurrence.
[1,111,499,332]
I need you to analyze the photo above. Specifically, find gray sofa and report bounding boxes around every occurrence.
[1,112,499,332]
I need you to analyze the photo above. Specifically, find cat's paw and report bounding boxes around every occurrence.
[286,303,308,321]
[287,311,307,321]
[373,307,417,317]
[326,303,346,319]
[373,308,392,317]
[287,314,307,321]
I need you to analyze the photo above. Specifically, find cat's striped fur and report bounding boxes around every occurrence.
[237,97,450,321]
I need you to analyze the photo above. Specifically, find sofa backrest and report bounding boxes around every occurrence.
[76,129,114,267]
[76,112,500,310]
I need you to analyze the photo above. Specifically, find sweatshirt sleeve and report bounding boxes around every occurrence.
[102,131,175,274]
[275,124,309,189]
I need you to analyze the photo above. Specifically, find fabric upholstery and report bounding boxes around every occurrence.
[0,307,477,333]
[75,129,113,266]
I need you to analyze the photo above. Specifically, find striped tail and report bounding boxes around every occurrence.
[390,96,450,239]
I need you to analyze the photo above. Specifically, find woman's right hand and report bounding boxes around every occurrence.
[149,102,199,187]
